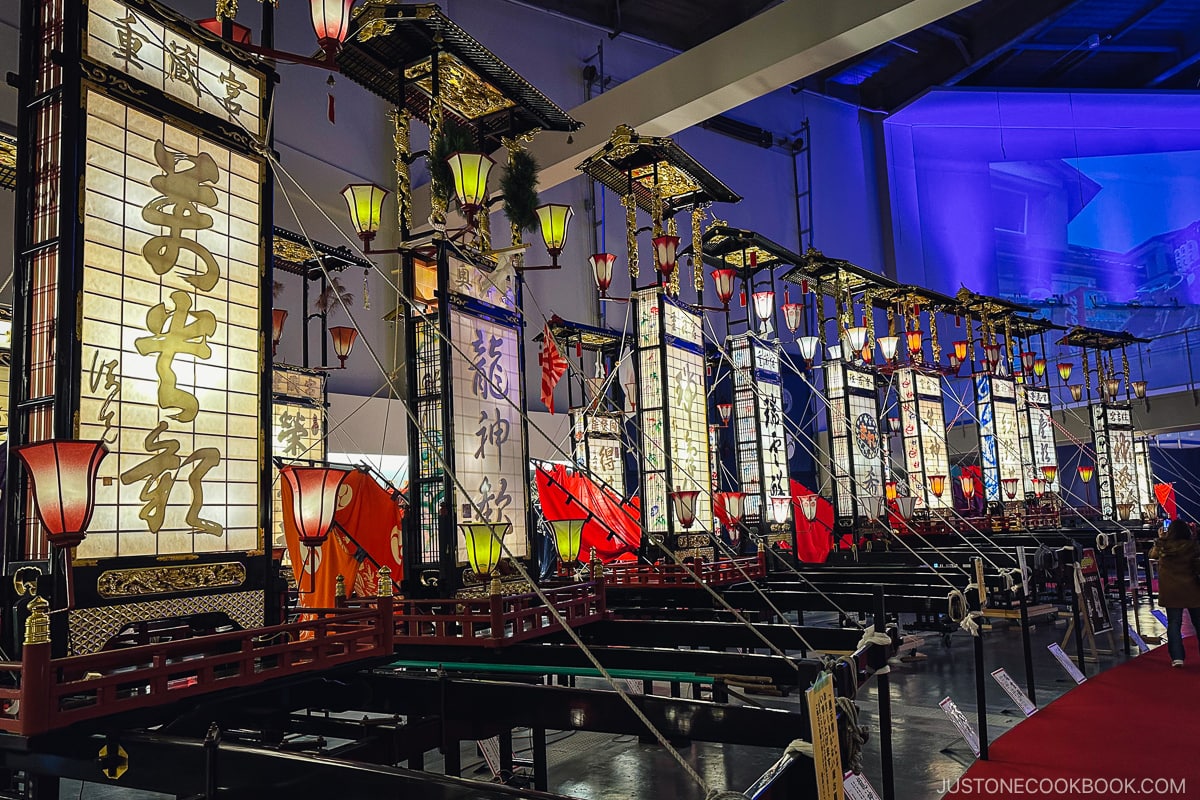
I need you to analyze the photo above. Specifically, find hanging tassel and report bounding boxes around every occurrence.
[362,268,370,310]
[327,75,336,124]
[739,289,746,307]
[576,342,582,358]
[800,279,809,295]
[784,288,790,305]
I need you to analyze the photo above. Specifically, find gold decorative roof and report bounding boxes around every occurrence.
[780,247,897,296]
[0,132,16,191]
[405,53,516,122]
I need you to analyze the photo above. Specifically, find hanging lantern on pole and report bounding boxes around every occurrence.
[799,494,818,522]
[1077,465,1095,483]
[653,236,680,280]
[896,495,916,520]
[721,492,746,526]
[959,473,975,500]
[782,303,804,333]
[589,253,616,297]
[461,521,511,578]
[15,440,109,550]
[953,340,968,361]
[1132,380,1147,399]
[769,495,791,525]
[1041,465,1058,486]
[548,519,585,566]
[929,474,947,498]
[1020,351,1036,372]
[271,309,288,356]
[1001,477,1019,500]
[1069,384,1083,402]
[878,335,899,362]
[906,329,923,356]
[329,326,359,368]
[1033,357,1047,378]
[1058,362,1074,382]
[752,291,775,324]
[711,269,736,308]
[798,336,820,366]
[844,326,868,353]
[717,403,732,426]
[669,490,700,529]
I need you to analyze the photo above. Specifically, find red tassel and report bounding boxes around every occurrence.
[328,93,335,124]
[739,289,747,307]
[784,288,790,305]
[575,342,582,358]
[956,315,962,327]
[800,279,809,295]
[750,251,758,267]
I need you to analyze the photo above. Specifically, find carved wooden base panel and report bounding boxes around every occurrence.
[68,590,265,654]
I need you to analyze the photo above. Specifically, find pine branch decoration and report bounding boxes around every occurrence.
[501,148,540,234]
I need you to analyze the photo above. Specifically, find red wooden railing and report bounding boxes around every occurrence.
[603,553,766,588]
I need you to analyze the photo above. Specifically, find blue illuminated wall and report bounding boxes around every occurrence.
[885,90,1200,390]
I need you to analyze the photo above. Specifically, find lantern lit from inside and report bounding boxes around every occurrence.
[878,335,899,362]
[1116,503,1133,521]
[844,326,868,353]
[1032,477,1045,497]
[1058,362,1074,382]
[310,0,355,53]
[769,495,791,525]
[782,303,804,333]
[279,466,351,548]
[716,403,732,426]
[1077,464,1095,483]
[827,344,843,361]
[885,481,898,502]
[953,340,968,361]
[929,474,947,498]
[1033,357,1047,378]
[1020,351,1035,372]
[590,253,616,296]
[653,236,680,278]
[271,309,288,356]
[1001,477,1019,500]
[888,416,900,434]
[861,496,885,520]
[461,521,511,577]
[536,203,573,260]
[906,329,923,355]
[959,473,975,499]
[798,494,818,522]
[983,343,1001,370]
[752,291,775,324]
[342,183,389,245]
[1069,384,1083,402]
[15,440,109,549]
[548,519,585,564]
[948,354,961,371]
[669,490,700,529]
[329,326,359,367]
[711,269,736,307]
[1040,465,1058,487]
[798,336,820,364]
[721,492,746,525]
[896,495,916,520]
[1104,377,1121,399]
[1132,380,1147,399]
[446,152,496,218]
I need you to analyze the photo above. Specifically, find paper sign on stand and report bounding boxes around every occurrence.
[938,697,981,757]
[1047,643,1087,684]
[843,772,882,800]
[806,672,845,800]
[990,668,1037,717]
[1128,624,1150,654]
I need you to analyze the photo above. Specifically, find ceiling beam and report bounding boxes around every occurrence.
[408,0,979,216]
[942,0,1089,86]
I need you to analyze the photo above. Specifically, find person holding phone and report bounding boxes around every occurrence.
[1150,519,1200,667]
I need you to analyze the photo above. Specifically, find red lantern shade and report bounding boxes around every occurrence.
[1001,477,1019,500]
[329,325,358,367]
[959,473,975,500]
[669,490,700,529]
[1058,362,1074,382]
[716,403,732,426]
[953,340,968,361]
[311,0,355,52]
[590,253,616,296]
[711,269,736,307]
[906,329,923,355]
[280,466,351,548]
[769,495,791,525]
[752,291,775,323]
[1020,351,1036,372]
[782,302,804,333]
[271,309,288,356]
[720,491,746,525]
[1033,357,1047,378]
[653,236,680,278]
[929,474,947,498]
[1041,465,1058,484]
[1077,465,1095,483]
[1069,384,1083,402]
[15,440,108,549]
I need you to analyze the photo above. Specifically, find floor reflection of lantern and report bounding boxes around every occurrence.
[280,465,352,592]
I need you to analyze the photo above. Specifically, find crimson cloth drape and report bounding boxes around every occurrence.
[536,465,641,562]
[791,479,835,563]
[1155,482,1177,520]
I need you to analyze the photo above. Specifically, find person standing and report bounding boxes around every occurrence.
[1150,520,1200,667]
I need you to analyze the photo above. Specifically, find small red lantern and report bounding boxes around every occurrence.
[669,490,700,529]
[782,303,804,333]
[906,329,923,355]
[717,403,732,426]
[1077,465,1095,483]
[959,473,975,500]
[329,325,358,368]
[311,0,355,56]
[271,309,288,356]
[953,340,968,361]
[280,466,351,548]
[1058,362,1074,382]
[1041,465,1058,485]
[720,492,745,525]
[711,269,736,307]
[1001,477,1019,500]
[653,236,680,279]
[15,440,108,549]
[590,253,616,296]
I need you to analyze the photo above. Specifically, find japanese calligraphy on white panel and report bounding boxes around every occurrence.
[450,310,528,561]
[448,255,517,311]
[86,0,264,136]
[78,90,262,559]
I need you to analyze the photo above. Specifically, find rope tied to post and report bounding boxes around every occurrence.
[836,696,868,775]
[1096,532,1114,551]
[856,624,894,675]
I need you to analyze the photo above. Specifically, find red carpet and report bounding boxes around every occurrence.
[942,646,1200,799]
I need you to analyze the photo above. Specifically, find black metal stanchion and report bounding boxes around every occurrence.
[1115,535,1131,655]
[1018,585,1037,706]
[970,559,989,761]
[873,587,896,800]
[532,726,548,791]
[1071,555,1087,673]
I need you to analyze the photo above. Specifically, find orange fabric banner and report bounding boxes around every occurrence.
[282,470,406,609]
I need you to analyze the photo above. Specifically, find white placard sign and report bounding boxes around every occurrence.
[938,697,981,757]
[990,668,1037,717]
[1047,643,1087,684]
[843,772,883,800]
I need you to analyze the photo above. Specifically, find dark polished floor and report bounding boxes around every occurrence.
[56,599,1160,800]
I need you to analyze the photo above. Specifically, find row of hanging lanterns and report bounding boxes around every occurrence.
[270,309,359,368]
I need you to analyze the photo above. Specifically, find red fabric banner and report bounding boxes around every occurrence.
[1155,482,1176,520]
[791,479,835,563]
[536,464,640,562]
[282,469,406,608]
